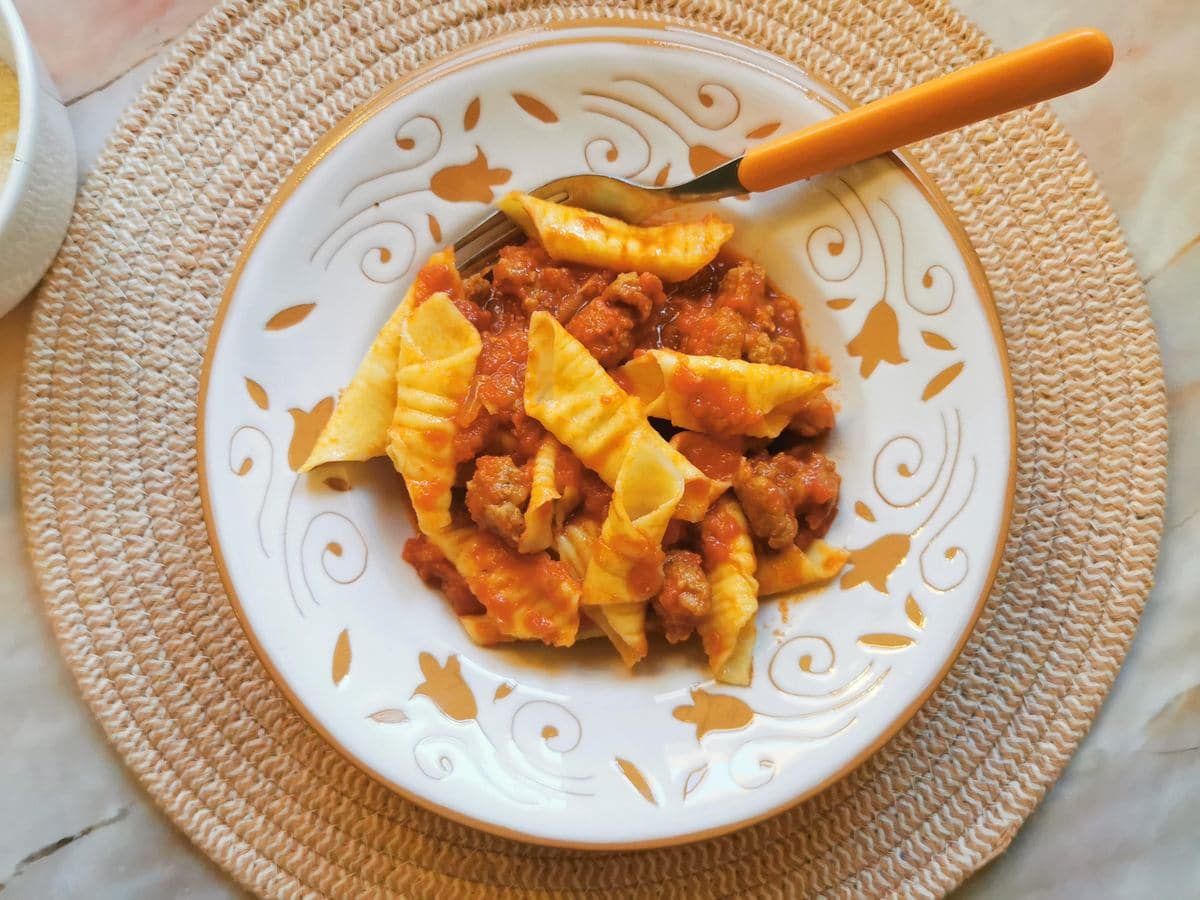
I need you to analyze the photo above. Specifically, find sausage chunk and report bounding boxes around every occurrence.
[715,263,767,318]
[733,449,840,550]
[492,244,608,318]
[677,304,747,358]
[787,447,840,538]
[744,328,803,367]
[653,549,712,643]
[465,454,531,547]
[787,393,836,437]
[733,454,799,550]
[567,272,664,368]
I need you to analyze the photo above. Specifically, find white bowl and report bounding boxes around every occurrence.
[0,0,75,316]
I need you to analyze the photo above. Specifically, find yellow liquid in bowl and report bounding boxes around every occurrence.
[0,61,19,190]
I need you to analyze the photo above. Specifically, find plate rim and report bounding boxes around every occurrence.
[196,17,1017,850]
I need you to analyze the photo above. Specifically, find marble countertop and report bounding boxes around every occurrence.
[1,1,1196,896]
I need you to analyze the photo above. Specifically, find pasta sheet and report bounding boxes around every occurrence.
[386,292,481,535]
[698,497,760,684]
[524,311,724,522]
[618,349,833,439]
[583,432,686,666]
[300,248,459,471]
[498,192,733,282]
[755,540,849,596]
[518,435,562,554]
[435,526,581,648]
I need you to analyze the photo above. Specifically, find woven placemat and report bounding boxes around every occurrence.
[18,0,1168,896]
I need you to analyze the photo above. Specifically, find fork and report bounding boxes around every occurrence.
[454,27,1112,276]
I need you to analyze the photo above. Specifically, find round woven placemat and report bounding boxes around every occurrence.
[18,0,1167,896]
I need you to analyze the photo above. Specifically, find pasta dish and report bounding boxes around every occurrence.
[300,193,847,684]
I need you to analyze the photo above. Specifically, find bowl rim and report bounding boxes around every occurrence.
[0,0,39,233]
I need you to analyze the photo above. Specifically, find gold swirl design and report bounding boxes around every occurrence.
[811,178,886,291]
[767,633,834,684]
[510,700,595,797]
[512,699,585,754]
[612,77,741,131]
[840,410,974,598]
[582,90,694,148]
[849,405,978,604]
[310,114,444,281]
[678,642,887,727]
[768,635,880,702]
[879,198,955,315]
[805,188,866,283]
[581,103,654,179]
[728,718,857,790]
[299,511,369,608]
[871,412,954,510]
[391,668,597,802]
[312,204,423,274]
[580,77,752,183]
[227,425,273,557]
[339,114,444,204]
[357,222,417,284]
[908,410,963,535]
[809,176,963,395]
[711,637,888,793]
[687,633,890,794]
[755,667,890,721]
[280,475,307,617]
[412,735,541,806]
[278,475,371,615]
[918,457,977,593]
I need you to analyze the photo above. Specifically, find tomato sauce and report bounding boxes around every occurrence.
[408,477,450,514]
[403,239,838,646]
[413,257,462,304]
[403,536,482,615]
[627,558,666,600]
[672,432,743,482]
[474,326,528,417]
[700,504,744,567]
[466,532,578,644]
[634,255,810,369]
[669,361,763,435]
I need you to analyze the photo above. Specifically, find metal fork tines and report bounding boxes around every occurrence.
[453,186,569,276]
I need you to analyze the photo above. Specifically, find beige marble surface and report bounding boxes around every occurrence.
[0,2,1196,896]
[12,0,215,102]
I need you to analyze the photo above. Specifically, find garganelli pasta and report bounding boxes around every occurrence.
[498,191,734,282]
[300,247,460,472]
[617,349,834,439]
[303,195,847,683]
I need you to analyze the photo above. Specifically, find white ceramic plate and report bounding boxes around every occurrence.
[199,22,1014,848]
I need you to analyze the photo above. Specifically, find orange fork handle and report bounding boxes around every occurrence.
[737,27,1114,192]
